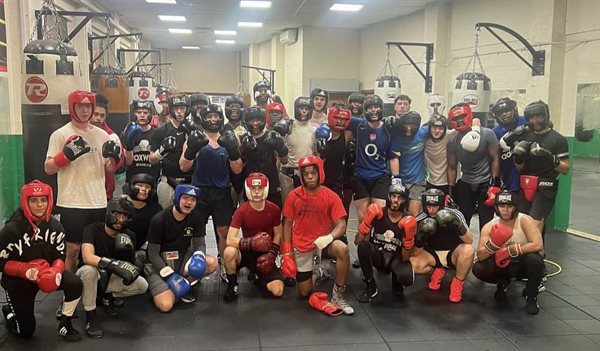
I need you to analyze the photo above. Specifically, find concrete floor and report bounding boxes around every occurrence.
[569,156,600,235]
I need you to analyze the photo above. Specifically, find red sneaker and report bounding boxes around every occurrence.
[449,277,465,303]
[428,267,446,290]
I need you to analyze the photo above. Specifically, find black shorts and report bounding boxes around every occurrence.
[352,175,391,200]
[518,186,557,221]
[426,182,450,195]
[56,207,106,243]
[197,187,234,226]
[424,246,457,269]
[239,251,284,287]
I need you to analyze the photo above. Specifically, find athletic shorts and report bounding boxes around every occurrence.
[239,251,284,287]
[197,187,234,226]
[56,207,106,243]
[352,175,391,200]
[424,246,457,269]
[405,181,426,200]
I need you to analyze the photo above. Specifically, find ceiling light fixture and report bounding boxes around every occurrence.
[330,3,364,12]
[214,30,237,36]
[158,15,186,21]
[168,28,192,34]
[146,0,176,4]
[240,1,272,8]
[182,46,200,50]
[216,39,236,44]
[238,22,263,28]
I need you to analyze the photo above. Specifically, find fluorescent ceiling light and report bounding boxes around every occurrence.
[240,1,272,8]
[158,15,186,22]
[216,39,236,44]
[182,46,199,49]
[330,3,364,12]
[238,22,263,28]
[146,0,176,4]
[214,30,237,36]
[168,28,192,34]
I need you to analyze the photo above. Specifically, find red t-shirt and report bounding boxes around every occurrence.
[230,200,281,238]
[282,186,347,252]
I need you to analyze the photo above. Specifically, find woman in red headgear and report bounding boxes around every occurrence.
[0,180,83,341]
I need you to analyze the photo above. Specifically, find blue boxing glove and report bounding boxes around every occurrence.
[184,251,207,280]
[121,122,142,150]
[159,266,191,299]
[315,123,331,156]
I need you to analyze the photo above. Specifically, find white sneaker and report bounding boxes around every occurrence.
[332,285,354,315]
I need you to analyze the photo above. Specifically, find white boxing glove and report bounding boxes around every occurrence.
[499,133,511,152]
[314,234,334,250]
[460,125,481,152]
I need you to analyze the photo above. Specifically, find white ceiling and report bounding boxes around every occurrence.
[93,0,436,50]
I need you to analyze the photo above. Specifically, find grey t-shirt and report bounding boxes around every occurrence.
[447,127,498,184]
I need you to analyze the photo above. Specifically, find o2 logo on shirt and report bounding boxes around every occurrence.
[183,227,193,237]
[365,143,380,160]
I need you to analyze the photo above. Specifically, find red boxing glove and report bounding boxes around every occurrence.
[281,241,297,279]
[308,292,343,316]
[4,259,50,282]
[256,252,276,275]
[495,247,511,268]
[38,262,63,293]
[484,223,513,255]
[484,186,501,207]
[239,232,272,253]
[399,216,417,250]
[359,203,384,235]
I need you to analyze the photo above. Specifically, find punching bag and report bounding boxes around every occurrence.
[452,72,491,125]
[90,65,129,113]
[128,71,154,107]
[374,75,401,117]
[21,40,81,190]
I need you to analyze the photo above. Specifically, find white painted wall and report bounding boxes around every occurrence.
[164,50,238,93]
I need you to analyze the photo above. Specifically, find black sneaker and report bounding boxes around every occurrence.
[58,315,81,342]
[84,310,103,339]
[526,296,540,315]
[223,283,239,302]
[102,297,119,317]
[55,303,79,320]
[391,273,404,297]
[180,292,196,304]
[358,279,378,303]
[494,279,511,301]
[522,283,546,297]
[352,258,361,269]
[113,297,125,308]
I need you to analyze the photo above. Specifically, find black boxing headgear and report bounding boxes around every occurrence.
[190,93,210,108]
[225,95,245,121]
[129,173,155,201]
[348,92,365,116]
[105,195,134,230]
[253,80,271,101]
[199,104,225,132]
[243,106,267,135]
[294,96,313,121]
[399,111,422,137]
[387,182,408,210]
[491,98,519,130]
[310,88,329,112]
[494,191,518,218]
[523,100,550,130]
[363,95,384,122]
[168,94,190,118]
[428,115,448,140]
[421,188,445,215]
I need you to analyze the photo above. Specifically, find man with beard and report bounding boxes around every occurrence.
[150,94,193,209]
[354,183,416,302]
[253,80,272,108]
[310,88,329,126]
[122,100,160,184]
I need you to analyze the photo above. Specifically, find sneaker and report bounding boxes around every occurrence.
[358,279,378,303]
[102,296,119,317]
[223,283,239,302]
[58,315,81,342]
[525,296,540,315]
[55,303,78,320]
[331,284,354,315]
[313,264,333,286]
[84,310,103,339]
[428,267,446,291]
[180,290,196,303]
[352,258,361,269]
[113,297,125,308]
[449,277,464,303]
[494,279,511,301]
[522,283,546,297]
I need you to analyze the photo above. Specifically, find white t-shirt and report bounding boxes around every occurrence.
[425,130,455,186]
[46,123,109,208]
[285,122,317,167]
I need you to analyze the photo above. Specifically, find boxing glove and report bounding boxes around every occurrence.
[484,223,513,255]
[345,139,357,167]
[399,216,417,250]
[239,232,272,253]
[156,136,177,160]
[281,241,297,279]
[415,218,437,248]
[513,140,531,165]
[315,123,331,157]
[98,257,140,285]
[436,209,467,235]
[460,125,481,152]
[359,203,384,235]
[273,118,292,137]
[159,266,191,299]
[217,130,241,161]
[181,115,202,135]
[383,116,401,134]
[308,292,343,316]
[102,140,121,163]
[499,125,529,150]
[184,251,207,279]
[484,186,502,207]
[184,130,209,160]
[264,131,289,157]
[38,259,65,293]
[530,142,560,167]
[494,243,523,269]
[256,243,279,274]
[240,133,257,157]
[114,233,135,259]
[314,234,334,250]
[4,259,50,282]
[53,135,91,167]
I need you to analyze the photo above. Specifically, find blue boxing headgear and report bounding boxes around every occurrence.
[173,184,200,212]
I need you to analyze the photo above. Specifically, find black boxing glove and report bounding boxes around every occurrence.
[156,136,177,160]
[184,130,209,160]
[264,131,288,157]
[53,135,91,167]
[530,142,560,167]
[513,140,532,165]
[102,140,121,163]
[273,119,292,137]
[217,130,241,161]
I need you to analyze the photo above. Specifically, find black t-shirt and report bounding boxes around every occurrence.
[369,208,404,253]
[0,218,65,271]
[147,205,204,253]
[323,132,346,190]
[128,201,163,250]
[241,133,281,193]
[150,120,190,178]
[126,127,160,182]
[416,208,465,250]
[521,128,569,179]
[81,222,136,262]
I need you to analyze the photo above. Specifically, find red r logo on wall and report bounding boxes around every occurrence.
[25,76,48,103]
[138,87,150,100]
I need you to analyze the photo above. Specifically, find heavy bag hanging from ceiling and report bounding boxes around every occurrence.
[374,47,401,117]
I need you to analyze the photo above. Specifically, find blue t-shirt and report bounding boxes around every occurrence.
[390,124,429,184]
[349,117,392,180]
[493,116,526,191]
[192,144,231,188]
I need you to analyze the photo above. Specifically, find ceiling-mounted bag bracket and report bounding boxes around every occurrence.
[241,65,276,94]
[35,9,112,43]
[385,41,434,93]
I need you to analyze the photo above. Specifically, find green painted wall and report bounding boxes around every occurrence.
[573,129,600,157]
[0,134,24,222]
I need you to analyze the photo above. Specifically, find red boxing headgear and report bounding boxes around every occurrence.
[68,90,95,123]
[245,173,269,200]
[448,103,473,132]
[298,155,325,185]
[20,179,53,230]
[327,107,352,131]
[265,102,287,127]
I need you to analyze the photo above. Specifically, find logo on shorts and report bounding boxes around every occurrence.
[138,87,150,100]
[25,76,48,103]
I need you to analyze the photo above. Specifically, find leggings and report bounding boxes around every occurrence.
[472,252,544,298]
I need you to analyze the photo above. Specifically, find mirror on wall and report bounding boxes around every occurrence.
[569,83,600,235]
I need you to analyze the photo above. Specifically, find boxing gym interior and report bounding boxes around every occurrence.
[1,0,599,350]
